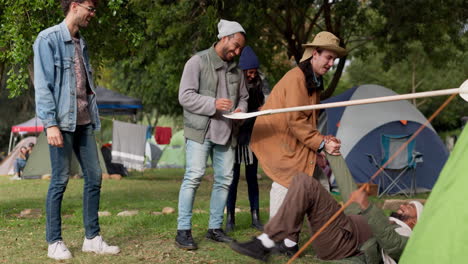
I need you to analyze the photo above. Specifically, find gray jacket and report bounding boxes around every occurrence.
[179,45,248,144]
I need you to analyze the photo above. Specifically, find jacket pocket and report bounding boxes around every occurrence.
[227,73,240,85]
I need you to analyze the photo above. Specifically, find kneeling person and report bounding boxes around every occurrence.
[231,154,424,263]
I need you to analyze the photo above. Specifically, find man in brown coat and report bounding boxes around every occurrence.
[249,31,347,253]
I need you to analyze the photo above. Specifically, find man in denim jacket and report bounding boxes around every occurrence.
[34,0,119,260]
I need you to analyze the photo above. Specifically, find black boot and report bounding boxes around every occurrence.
[206,228,234,243]
[273,240,299,257]
[175,230,198,250]
[225,210,236,233]
[230,237,272,262]
[251,209,263,231]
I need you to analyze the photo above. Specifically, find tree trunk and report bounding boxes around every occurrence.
[152,109,160,128]
[0,62,4,93]
[28,57,34,87]
[412,62,416,105]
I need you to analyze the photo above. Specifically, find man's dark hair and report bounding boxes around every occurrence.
[61,0,98,16]
[390,211,411,222]
[298,57,323,96]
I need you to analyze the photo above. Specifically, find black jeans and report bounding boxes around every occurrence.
[227,154,260,212]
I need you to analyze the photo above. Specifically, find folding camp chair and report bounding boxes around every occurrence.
[367,134,423,197]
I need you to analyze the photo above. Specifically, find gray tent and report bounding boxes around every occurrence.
[22,133,108,179]
[318,84,448,194]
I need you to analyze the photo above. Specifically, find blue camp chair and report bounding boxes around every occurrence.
[367,134,423,197]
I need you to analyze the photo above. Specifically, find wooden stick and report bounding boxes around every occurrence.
[286,93,457,264]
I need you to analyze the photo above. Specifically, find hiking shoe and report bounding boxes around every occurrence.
[230,237,272,262]
[175,230,198,250]
[47,241,72,260]
[82,235,120,255]
[206,228,233,243]
[273,240,299,257]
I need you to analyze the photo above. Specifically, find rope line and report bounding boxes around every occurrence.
[287,93,456,264]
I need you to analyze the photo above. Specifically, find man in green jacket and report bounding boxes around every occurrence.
[176,19,249,250]
[231,154,424,263]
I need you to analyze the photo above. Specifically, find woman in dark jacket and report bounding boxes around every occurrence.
[226,46,269,232]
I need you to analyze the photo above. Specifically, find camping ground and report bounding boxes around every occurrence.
[0,168,428,264]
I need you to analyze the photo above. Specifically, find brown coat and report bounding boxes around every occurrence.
[250,67,324,188]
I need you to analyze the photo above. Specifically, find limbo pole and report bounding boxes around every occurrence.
[224,80,468,120]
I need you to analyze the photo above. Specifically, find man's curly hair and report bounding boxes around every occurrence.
[61,0,98,16]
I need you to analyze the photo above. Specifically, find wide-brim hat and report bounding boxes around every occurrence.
[300,31,347,62]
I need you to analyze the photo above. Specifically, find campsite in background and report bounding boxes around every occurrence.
[0,0,466,263]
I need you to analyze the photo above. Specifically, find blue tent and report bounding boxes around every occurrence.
[318,84,448,194]
[95,86,142,115]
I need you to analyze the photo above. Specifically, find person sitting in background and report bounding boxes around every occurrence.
[11,146,29,180]
[226,46,268,232]
[27,143,35,155]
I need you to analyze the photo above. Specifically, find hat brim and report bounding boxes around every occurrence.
[300,48,313,62]
[301,44,348,58]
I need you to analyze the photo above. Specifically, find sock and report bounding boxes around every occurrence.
[284,238,297,247]
[257,233,275,248]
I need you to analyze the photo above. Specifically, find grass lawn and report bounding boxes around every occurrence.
[0,169,427,264]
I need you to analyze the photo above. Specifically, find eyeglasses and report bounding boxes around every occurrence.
[77,3,97,13]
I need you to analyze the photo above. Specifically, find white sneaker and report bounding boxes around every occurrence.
[82,235,120,255]
[47,241,73,260]
[10,175,21,180]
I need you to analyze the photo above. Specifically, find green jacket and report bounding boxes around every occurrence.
[339,204,409,264]
[326,155,409,264]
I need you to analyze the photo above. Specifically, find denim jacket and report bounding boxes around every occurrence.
[33,20,100,132]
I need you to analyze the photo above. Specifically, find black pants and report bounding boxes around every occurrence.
[226,154,259,212]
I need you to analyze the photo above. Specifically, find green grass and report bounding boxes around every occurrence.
[0,169,427,263]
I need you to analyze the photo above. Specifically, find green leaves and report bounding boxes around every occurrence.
[0,0,466,131]
[0,0,61,95]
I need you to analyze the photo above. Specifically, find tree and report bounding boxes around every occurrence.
[218,0,374,99]
[1,0,466,130]
[346,43,468,131]
[369,0,468,69]
[99,0,222,127]
[0,0,62,97]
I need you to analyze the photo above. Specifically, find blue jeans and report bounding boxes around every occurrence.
[14,158,27,175]
[177,139,234,230]
[46,124,102,243]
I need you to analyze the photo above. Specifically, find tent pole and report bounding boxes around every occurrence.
[8,132,13,154]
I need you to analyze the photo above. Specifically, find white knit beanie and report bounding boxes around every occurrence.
[217,19,245,39]
[409,201,424,220]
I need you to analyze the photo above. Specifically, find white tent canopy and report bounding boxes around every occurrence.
[8,117,43,154]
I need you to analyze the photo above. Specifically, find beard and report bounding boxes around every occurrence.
[390,211,411,222]
[221,47,233,61]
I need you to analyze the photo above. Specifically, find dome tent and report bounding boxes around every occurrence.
[318,84,448,194]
